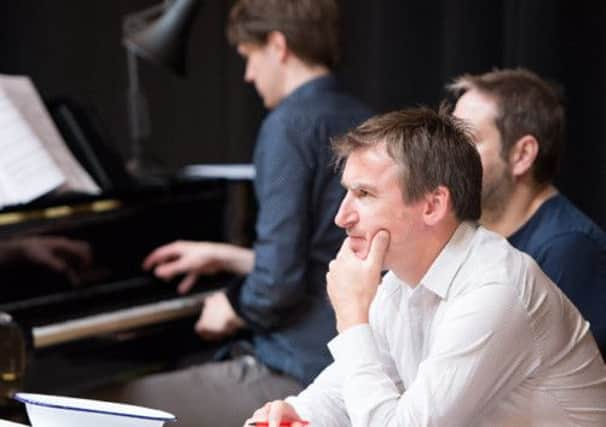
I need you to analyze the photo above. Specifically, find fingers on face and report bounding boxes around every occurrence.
[326,260,337,290]
[336,237,353,260]
[367,229,390,264]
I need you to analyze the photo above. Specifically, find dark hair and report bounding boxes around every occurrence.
[333,107,482,222]
[448,68,566,184]
[226,0,340,69]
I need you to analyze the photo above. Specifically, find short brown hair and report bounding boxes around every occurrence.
[448,68,565,184]
[333,107,482,222]
[226,0,340,69]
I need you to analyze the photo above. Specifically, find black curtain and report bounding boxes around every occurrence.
[1,0,605,226]
[338,0,606,227]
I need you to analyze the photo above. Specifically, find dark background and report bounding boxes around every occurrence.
[0,0,604,227]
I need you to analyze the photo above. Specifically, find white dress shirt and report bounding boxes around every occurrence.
[287,222,606,426]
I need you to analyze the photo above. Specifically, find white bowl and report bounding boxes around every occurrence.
[0,420,28,427]
[14,393,175,427]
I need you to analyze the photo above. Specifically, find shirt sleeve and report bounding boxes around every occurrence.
[230,115,315,331]
[327,285,540,426]
[286,362,350,427]
[284,285,396,427]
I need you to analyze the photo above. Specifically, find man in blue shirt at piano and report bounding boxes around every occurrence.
[105,1,371,426]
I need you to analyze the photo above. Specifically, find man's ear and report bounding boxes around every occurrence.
[422,186,450,226]
[509,135,539,178]
[266,31,288,62]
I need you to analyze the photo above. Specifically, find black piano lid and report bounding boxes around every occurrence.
[0,96,245,337]
[0,178,229,327]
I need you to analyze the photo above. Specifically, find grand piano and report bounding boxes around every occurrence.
[0,100,253,421]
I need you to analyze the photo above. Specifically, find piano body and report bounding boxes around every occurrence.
[0,101,252,420]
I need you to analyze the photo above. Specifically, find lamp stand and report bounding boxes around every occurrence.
[125,49,151,175]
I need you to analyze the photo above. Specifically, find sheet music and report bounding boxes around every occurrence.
[0,85,64,208]
[0,75,100,196]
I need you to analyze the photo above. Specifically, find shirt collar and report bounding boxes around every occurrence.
[419,221,478,299]
[279,74,338,106]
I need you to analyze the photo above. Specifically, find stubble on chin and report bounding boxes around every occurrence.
[481,170,515,222]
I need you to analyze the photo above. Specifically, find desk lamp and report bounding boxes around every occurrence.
[122,0,202,175]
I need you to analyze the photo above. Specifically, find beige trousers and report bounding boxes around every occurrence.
[92,356,303,427]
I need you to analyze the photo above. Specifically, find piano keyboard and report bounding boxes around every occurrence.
[32,291,213,348]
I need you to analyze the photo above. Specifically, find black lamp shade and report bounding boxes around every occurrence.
[124,0,202,76]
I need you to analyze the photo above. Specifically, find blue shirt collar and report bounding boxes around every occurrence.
[278,74,338,107]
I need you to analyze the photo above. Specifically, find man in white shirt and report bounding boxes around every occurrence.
[244,108,606,427]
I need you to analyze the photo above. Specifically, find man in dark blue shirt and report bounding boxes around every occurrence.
[450,69,606,356]
[115,1,371,426]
